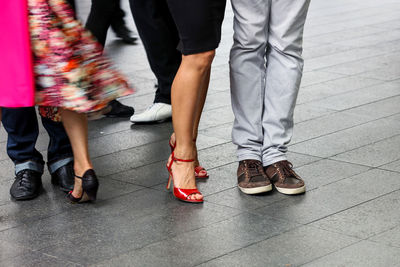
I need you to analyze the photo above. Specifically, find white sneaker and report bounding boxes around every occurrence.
[130,103,172,123]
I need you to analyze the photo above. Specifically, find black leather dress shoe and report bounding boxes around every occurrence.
[51,162,74,192]
[10,170,42,200]
[104,100,135,118]
[114,26,138,44]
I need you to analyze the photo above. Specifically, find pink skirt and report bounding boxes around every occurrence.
[0,0,35,107]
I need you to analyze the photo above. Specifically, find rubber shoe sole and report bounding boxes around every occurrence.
[238,184,272,195]
[275,185,306,195]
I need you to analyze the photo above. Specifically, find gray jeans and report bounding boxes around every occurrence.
[230,0,311,166]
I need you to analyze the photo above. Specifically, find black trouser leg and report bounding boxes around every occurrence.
[86,0,118,46]
[129,0,181,104]
[110,0,126,31]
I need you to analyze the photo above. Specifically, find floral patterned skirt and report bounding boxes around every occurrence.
[28,0,133,121]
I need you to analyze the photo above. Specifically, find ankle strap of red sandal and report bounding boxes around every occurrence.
[172,152,194,163]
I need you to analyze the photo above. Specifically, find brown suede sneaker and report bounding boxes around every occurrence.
[237,160,272,194]
[264,160,305,195]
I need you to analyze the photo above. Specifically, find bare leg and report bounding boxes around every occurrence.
[193,68,211,139]
[61,109,93,198]
[170,69,211,175]
[192,69,211,170]
[170,50,215,200]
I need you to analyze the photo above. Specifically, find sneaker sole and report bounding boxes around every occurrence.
[275,185,306,195]
[130,117,171,124]
[238,184,272,195]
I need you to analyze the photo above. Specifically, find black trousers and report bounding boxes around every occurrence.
[130,0,181,104]
[86,0,128,47]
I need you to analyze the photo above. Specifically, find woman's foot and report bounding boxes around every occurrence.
[68,168,99,203]
[70,164,93,199]
[167,151,203,201]
[169,133,208,178]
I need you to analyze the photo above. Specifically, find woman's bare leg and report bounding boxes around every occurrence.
[171,50,215,200]
[61,109,93,198]
[192,69,211,170]
[192,68,211,139]
[169,69,210,172]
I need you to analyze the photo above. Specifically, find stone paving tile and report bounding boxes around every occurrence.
[91,140,171,176]
[306,7,394,30]
[358,65,400,81]
[297,76,384,105]
[302,240,400,267]
[300,71,346,87]
[320,52,400,75]
[310,190,400,239]
[291,110,373,145]
[305,25,388,45]
[369,225,400,248]
[334,29,400,48]
[308,81,400,111]
[95,213,299,267]
[332,134,400,167]
[293,103,336,124]
[0,251,81,267]
[0,241,37,263]
[199,123,232,142]
[380,159,400,173]
[36,191,243,265]
[294,159,370,191]
[198,226,359,267]
[255,169,400,224]
[304,48,384,72]
[339,95,400,120]
[290,115,400,158]
[0,175,142,232]
[0,159,15,182]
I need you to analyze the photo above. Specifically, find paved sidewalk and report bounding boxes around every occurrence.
[1,0,400,266]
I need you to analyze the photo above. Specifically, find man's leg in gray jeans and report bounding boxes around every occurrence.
[262,0,310,166]
[230,0,269,162]
[230,0,310,165]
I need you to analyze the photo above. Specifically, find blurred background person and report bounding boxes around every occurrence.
[86,0,137,118]
[0,0,134,203]
[86,0,138,46]
[1,0,75,200]
[29,0,134,202]
[128,0,181,123]
[70,0,136,118]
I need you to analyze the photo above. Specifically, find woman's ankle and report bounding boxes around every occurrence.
[74,163,93,177]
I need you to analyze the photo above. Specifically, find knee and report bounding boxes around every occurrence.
[183,50,215,72]
[269,35,305,59]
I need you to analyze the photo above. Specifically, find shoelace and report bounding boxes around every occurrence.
[246,161,263,177]
[275,161,299,180]
[17,170,32,187]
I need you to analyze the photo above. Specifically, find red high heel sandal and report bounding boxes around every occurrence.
[169,136,209,179]
[166,151,203,203]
